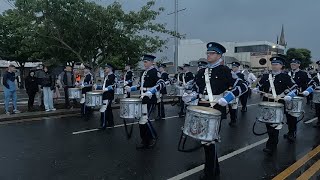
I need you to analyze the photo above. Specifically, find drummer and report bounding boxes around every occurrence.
[99,63,116,130]
[253,56,298,154]
[156,63,170,120]
[197,61,208,72]
[307,60,320,128]
[229,62,248,126]
[183,42,247,179]
[125,55,165,149]
[124,64,134,98]
[178,64,194,117]
[79,65,93,117]
[286,59,311,141]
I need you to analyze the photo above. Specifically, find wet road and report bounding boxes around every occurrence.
[0,94,319,180]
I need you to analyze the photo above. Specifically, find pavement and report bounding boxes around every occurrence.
[0,94,319,180]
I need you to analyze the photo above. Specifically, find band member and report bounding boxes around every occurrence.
[124,64,134,98]
[79,65,93,117]
[253,56,297,154]
[285,59,311,140]
[305,60,320,127]
[126,55,165,149]
[99,63,116,130]
[242,65,257,98]
[183,42,247,179]
[156,63,170,120]
[197,61,208,71]
[178,64,194,117]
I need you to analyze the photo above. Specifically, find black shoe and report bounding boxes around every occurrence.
[107,123,114,128]
[136,141,148,150]
[178,113,184,118]
[263,148,273,155]
[155,116,163,121]
[148,139,157,148]
[99,126,106,130]
[284,132,296,142]
[241,107,247,112]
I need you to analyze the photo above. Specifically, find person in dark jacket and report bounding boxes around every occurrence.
[42,66,56,112]
[25,71,39,111]
[60,65,76,108]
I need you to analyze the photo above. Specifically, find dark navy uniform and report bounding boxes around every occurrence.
[256,57,297,153]
[127,55,165,149]
[80,69,93,116]
[124,69,134,98]
[157,64,169,119]
[100,64,116,129]
[308,61,320,127]
[191,42,247,179]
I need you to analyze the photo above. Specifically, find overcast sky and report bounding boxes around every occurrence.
[1,0,319,61]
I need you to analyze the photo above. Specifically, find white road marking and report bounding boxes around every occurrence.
[304,117,318,124]
[167,138,268,180]
[72,115,180,135]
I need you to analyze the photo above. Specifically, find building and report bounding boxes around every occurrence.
[178,39,285,70]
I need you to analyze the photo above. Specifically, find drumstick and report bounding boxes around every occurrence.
[251,88,284,100]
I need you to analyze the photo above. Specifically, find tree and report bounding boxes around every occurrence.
[12,0,179,70]
[285,48,312,69]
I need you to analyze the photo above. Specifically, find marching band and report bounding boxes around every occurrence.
[66,43,320,180]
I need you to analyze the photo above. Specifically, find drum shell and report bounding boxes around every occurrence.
[120,98,142,119]
[68,88,81,99]
[85,91,103,107]
[183,106,221,142]
[285,96,304,117]
[175,85,185,97]
[114,87,124,95]
[257,102,284,124]
[313,90,320,104]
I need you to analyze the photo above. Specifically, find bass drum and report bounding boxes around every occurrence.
[183,106,221,142]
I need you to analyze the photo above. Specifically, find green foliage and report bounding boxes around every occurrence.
[0,0,179,70]
[285,48,312,69]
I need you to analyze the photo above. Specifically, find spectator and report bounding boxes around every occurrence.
[41,66,56,112]
[25,70,38,112]
[34,64,46,107]
[2,64,20,115]
[60,65,75,108]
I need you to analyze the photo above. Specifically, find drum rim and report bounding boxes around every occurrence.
[120,98,142,102]
[187,106,221,115]
[69,88,81,90]
[86,91,103,95]
[259,101,284,107]
[292,96,304,100]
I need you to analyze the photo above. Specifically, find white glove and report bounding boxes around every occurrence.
[218,98,228,106]
[284,96,292,102]
[252,88,259,94]
[165,81,170,85]
[302,91,310,96]
[144,91,153,99]
[125,86,131,93]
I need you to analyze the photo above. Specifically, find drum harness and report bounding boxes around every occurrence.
[178,68,222,152]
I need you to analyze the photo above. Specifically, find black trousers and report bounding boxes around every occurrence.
[265,124,279,150]
[179,97,185,114]
[316,103,320,124]
[81,87,92,116]
[286,113,297,134]
[27,92,36,110]
[240,91,249,109]
[157,96,165,118]
[100,100,114,127]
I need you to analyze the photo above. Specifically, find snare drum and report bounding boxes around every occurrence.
[120,98,142,119]
[313,90,320,104]
[257,102,284,124]
[285,96,304,117]
[114,87,124,95]
[85,91,103,107]
[68,88,81,99]
[183,106,221,142]
[176,85,185,97]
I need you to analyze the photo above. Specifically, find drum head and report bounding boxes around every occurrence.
[187,106,221,116]
[120,98,142,103]
[292,96,304,100]
[87,91,103,95]
[69,88,81,90]
[259,102,284,107]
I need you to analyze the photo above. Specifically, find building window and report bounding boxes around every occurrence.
[235,45,281,53]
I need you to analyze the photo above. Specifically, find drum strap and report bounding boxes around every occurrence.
[140,71,148,95]
[205,68,215,108]
[268,74,277,99]
[182,73,186,85]
[317,73,320,83]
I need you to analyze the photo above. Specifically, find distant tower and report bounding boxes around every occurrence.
[279,24,287,47]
